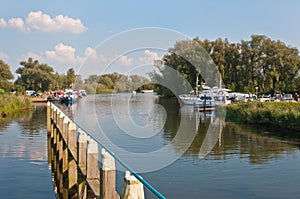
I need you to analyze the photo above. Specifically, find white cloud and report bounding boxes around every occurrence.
[0,18,7,27]
[84,47,108,63]
[0,51,10,60]
[44,43,83,64]
[26,11,87,33]
[116,55,134,66]
[8,18,29,32]
[0,11,87,34]
[25,44,109,72]
[139,50,161,64]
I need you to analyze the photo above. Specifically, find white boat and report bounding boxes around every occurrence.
[179,89,231,106]
[141,89,154,93]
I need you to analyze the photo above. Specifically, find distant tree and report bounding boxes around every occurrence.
[153,35,300,96]
[0,60,14,91]
[85,74,100,84]
[15,58,54,92]
[98,76,114,89]
[294,76,300,94]
[115,74,129,92]
[66,68,76,88]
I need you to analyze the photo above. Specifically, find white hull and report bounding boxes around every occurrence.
[179,92,231,106]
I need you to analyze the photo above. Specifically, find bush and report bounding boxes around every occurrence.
[226,102,300,131]
[0,94,33,118]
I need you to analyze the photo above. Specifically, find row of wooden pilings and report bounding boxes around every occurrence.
[47,102,145,199]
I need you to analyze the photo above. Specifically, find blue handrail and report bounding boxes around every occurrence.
[53,103,166,199]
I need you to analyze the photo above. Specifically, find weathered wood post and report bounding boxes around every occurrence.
[52,107,58,178]
[47,101,51,134]
[101,148,118,199]
[47,102,52,166]
[77,129,88,198]
[86,138,100,198]
[121,171,145,199]
[57,110,64,197]
[58,111,64,162]
[67,120,78,198]
[62,117,69,199]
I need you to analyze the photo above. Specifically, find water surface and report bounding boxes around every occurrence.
[0,106,55,198]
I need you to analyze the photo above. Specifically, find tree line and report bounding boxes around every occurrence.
[1,34,300,95]
[77,73,154,94]
[152,35,300,96]
[0,57,154,94]
[0,57,76,93]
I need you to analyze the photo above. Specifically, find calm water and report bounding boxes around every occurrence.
[0,106,55,199]
[0,94,300,198]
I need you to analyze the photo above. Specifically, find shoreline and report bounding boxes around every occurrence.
[225,102,300,132]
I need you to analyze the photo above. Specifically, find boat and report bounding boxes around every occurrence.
[179,86,231,107]
[141,89,154,93]
[60,89,79,105]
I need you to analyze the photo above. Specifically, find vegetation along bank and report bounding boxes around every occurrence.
[225,102,300,131]
[0,94,33,119]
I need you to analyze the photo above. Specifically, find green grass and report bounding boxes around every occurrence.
[0,94,33,119]
[225,102,300,131]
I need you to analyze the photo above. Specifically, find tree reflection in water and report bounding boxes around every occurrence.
[158,97,299,165]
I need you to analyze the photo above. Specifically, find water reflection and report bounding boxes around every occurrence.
[68,94,300,198]
[157,97,299,164]
[0,105,54,198]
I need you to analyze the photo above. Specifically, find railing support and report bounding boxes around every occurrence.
[101,148,118,199]
[121,171,145,199]
[87,138,100,198]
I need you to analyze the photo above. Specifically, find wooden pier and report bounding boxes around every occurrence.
[47,102,155,199]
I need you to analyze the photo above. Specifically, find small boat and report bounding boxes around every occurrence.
[141,89,154,93]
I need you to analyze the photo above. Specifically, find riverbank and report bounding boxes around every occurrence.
[225,102,300,131]
[0,94,33,119]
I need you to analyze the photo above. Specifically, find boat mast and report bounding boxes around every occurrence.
[196,73,199,96]
[219,73,222,88]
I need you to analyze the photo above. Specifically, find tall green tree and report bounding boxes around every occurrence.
[152,35,300,96]
[0,60,14,91]
[15,58,54,92]
[66,68,76,88]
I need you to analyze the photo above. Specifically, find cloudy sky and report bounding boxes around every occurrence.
[1,0,300,78]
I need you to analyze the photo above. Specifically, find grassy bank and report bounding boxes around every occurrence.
[0,94,33,119]
[225,102,300,131]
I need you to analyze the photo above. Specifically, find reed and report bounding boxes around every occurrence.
[225,102,300,131]
[0,94,33,118]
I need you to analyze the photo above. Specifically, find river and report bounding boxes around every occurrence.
[0,94,300,198]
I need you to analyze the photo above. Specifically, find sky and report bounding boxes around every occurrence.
[1,0,300,78]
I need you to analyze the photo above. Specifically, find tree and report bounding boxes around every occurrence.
[151,35,300,96]
[0,60,14,91]
[66,68,76,88]
[15,58,54,92]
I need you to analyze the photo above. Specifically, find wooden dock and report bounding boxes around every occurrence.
[47,102,163,199]
[31,97,48,103]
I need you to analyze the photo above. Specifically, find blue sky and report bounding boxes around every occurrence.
[1,0,300,78]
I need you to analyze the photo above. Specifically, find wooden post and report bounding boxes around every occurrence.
[58,111,64,133]
[52,107,58,178]
[77,128,88,199]
[47,102,52,166]
[87,138,100,198]
[68,120,77,159]
[78,129,87,175]
[121,171,144,199]
[68,120,77,198]
[47,101,51,134]
[101,148,118,199]
[62,117,69,177]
